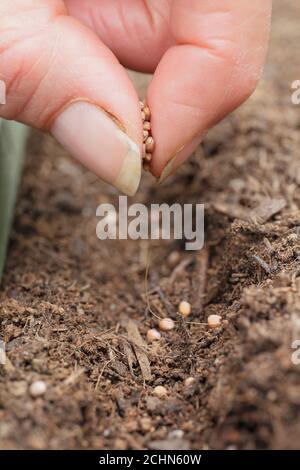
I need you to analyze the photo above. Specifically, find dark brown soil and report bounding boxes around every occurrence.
[1,0,300,450]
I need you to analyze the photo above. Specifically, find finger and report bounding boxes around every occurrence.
[0,0,142,195]
[147,0,272,179]
[65,0,174,73]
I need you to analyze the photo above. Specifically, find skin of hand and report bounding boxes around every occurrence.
[0,0,272,195]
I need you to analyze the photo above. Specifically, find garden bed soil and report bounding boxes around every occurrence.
[0,0,300,450]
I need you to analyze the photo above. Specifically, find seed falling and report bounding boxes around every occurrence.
[153,385,168,398]
[147,328,161,342]
[140,100,154,171]
[208,314,222,329]
[29,380,47,397]
[158,318,175,331]
[178,301,192,318]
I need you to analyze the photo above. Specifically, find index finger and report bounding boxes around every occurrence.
[147,0,272,180]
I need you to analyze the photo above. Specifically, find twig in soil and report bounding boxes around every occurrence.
[192,248,209,311]
[144,250,165,321]
[95,359,113,391]
[169,257,193,284]
[123,340,136,378]
[249,254,273,274]
[126,320,151,382]
[156,287,175,317]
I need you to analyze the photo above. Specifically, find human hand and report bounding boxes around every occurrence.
[0,0,272,195]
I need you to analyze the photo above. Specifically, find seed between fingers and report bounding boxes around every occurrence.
[140,101,154,171]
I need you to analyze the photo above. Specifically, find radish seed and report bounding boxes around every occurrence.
[158,318,175,331]
[178,301,191,317]
[208,314,222,329]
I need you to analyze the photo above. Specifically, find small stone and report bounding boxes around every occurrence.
[184,377,196,387]
[114,438,128,450]
[153,385,168,398]
[29,380,47,397]
[168,429,184,440]
[10,380,27,397]
[140,417,152,432]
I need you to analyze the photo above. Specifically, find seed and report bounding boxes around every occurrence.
[143,130,149,142]
[178,301,191,317]
[141,111,146,121]
[143,121,151,131]
[143,106,151,120]
[145,136,155,153]
[153,385,168,398]
[207,314,222,329]
[184,377,196,387]
[145,153,152,162]
[147,328,161,342]
[29,380,47,397]
[158,318,175,331]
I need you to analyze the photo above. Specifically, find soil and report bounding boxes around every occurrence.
[1,0,300,450]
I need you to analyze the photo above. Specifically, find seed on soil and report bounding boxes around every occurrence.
[29,380,47,397]
[178,301,191,317]
[207,314,222,329]
[147,328,161,342]
[153,385,168,398]
[184,377,196,387]
[158,318,175,331]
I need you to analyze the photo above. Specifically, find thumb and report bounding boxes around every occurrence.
[0,0,142,196]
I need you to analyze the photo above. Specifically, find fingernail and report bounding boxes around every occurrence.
[51,101,141,196]
[158,134,204,184]
[158,154,178,184]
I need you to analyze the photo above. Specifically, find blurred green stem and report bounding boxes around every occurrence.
[0,120,29,280]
